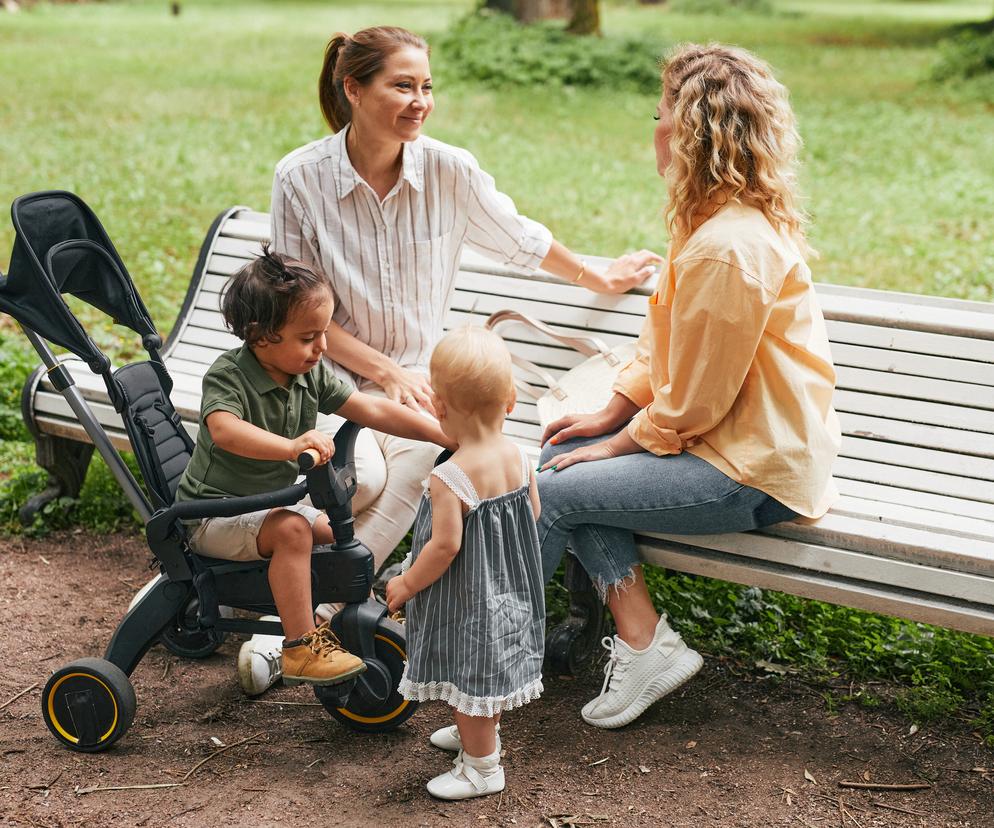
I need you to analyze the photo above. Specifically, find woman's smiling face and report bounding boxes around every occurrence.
[349,46,434,142]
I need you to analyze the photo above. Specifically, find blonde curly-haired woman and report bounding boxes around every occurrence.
[537,44,842,729]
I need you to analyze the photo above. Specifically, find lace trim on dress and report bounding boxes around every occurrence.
[430,462,481,508]
[398,676,544,717]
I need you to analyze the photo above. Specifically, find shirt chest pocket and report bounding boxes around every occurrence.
[402,229,456,308]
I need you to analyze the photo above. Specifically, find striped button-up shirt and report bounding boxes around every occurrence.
[271,128,553,388]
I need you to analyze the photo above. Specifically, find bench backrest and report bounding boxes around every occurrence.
[161,209,994,530]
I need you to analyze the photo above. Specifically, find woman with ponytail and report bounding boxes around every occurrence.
[240,26,659,698]
[535,44,841,730]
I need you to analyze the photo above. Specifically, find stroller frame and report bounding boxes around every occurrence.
[1,191,415,751]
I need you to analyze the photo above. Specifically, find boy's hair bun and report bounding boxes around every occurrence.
[221,244,330,345]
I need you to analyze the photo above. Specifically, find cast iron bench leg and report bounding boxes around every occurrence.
[545,553,607,675]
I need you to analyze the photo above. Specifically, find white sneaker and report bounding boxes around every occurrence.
[426,750,505,800]
[237,615,284,697]
[429,724,501,752]
[581,615,703,729]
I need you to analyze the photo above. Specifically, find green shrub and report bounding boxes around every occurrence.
[0,333,37,442]
[0,441,143,537]
[434,11,666,94]
[668,0,775,15]
[642,568,994,737]
[931,29,994,82]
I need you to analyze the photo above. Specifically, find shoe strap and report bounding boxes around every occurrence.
[453,753,489,793]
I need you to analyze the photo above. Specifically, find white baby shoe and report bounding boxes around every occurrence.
[426,750,505,801]
[429,723,501,752]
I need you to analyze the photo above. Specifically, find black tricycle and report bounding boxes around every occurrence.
[0,191,416,752]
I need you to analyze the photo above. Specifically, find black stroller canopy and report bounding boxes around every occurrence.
[0,191,159,371]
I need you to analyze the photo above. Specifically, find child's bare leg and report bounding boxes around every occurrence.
[454,711,498,757]
[312,514,333,545]
[257,509,314,640]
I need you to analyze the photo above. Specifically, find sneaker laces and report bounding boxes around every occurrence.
[598,635,632,698]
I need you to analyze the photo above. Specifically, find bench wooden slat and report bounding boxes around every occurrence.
[639,537,994,637]
[836,478,994,522]
[211,236,265,260]
[831,342,994,387]
[832,496,994,543]
[834,389,994,434]
[834,456,994,504]
[836,365,994,411]
[647,528,994,602]
[219,218,269,242]
[825,319,994,363]
[838,413,994,460]
[838,436,994,481]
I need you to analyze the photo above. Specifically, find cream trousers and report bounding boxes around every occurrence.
[313,389,442,572]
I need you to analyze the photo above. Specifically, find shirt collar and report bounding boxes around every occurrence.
[333,124,425,200]
[235,344,308,394]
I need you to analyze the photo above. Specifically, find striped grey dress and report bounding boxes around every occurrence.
[398,450,545,717]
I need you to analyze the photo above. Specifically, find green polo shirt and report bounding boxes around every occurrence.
[175,345,353,501]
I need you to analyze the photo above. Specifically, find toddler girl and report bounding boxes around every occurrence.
[386,326,544,801]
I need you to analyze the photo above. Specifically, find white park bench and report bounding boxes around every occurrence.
[21,206,994,670]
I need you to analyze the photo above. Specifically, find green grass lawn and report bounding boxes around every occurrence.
[1,0,993,735]
[1,0,993,352]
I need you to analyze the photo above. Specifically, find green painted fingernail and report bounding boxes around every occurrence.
[552,465,558,471]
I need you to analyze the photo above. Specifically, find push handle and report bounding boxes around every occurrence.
[297,448,321,471]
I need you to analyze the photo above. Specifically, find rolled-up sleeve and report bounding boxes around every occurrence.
[628,257,778,455]
[464,156,552,270]
[270,170,322,274]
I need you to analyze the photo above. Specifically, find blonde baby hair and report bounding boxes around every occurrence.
[661,43,811,254]
[430,327,515,416]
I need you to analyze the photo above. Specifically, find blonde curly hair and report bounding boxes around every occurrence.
[661,43,810,252]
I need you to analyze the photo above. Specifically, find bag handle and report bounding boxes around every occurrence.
[484,309,618,362]
[484,309,625,403]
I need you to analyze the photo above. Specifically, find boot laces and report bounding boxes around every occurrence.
[598,636,631,697]
[305,623,347,657]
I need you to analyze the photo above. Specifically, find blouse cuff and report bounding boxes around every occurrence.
[505,217,553,271]
[627,409,683,456]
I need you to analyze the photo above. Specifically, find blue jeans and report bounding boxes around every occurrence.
[536,434,798,599]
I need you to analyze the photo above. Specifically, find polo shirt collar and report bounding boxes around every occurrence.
[334,124,425,200]
[234,344,308,393]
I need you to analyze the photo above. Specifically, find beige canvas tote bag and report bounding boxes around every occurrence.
[484,310,638,429]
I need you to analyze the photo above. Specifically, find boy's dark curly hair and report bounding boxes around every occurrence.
[221,244,330,345]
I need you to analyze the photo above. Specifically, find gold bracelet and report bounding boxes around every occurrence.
[573,261,586,283]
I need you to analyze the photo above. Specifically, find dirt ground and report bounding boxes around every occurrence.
[1,532,991,828]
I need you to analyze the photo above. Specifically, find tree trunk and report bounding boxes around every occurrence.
[566,0,601,35]
[511,0,570,23]
[482,0,514,13]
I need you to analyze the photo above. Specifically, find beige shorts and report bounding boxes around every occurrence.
[188,504,324,562]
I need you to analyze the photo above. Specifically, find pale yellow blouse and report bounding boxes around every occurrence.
[612,202,841,519]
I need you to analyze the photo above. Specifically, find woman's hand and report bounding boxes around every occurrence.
[595,250,663,294]
[541,393,640,446]
[539,427,644,473]
[378,365,437,417]
[385,574,414,614]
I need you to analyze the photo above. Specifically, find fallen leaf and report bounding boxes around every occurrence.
[686,740,697,749]
[862,770,871,781]
[638,765,651,774]
[755,658,798,675]
[209,736,225,747]
[909,724,919,736]
[804,769,817,785]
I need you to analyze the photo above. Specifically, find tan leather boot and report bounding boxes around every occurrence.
[281,623,366,686]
